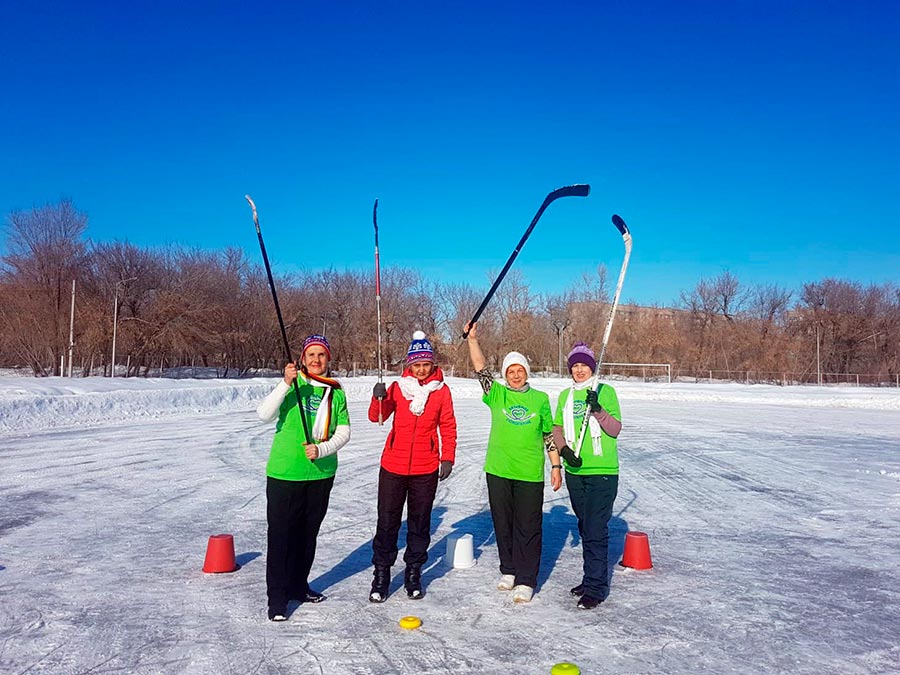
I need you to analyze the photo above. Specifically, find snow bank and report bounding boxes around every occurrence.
[1,376,898,433]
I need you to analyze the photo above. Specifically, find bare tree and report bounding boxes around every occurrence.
[568,264,610,349]
[432,281,483,375]
[711,270,744,322]
[1,200,88,374]
[546,293,574,375]
[679,271,748,377]
[4,196,898,386]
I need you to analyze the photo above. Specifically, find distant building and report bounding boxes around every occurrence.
[568,301,687,324]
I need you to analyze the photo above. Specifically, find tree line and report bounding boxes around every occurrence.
[2,200,898,384]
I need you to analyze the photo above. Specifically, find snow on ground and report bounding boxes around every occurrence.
[1,376,899,674]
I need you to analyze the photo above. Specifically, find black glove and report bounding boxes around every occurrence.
[373,382,387,400]
[438,460,453,481]
[585,389,602,413]
[559,445,583,468]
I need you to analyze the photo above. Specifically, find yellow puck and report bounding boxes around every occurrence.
[398,615,422,630]
[551,663,580,675]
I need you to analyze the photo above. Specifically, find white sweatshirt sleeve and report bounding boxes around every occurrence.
[313,424,350,458]
[257,381,292,422]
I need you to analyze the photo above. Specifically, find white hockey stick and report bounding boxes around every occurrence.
[574,214,632,458]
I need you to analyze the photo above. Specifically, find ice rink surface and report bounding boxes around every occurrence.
[1,376,899,674]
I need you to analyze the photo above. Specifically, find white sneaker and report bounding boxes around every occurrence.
[497,574,516,591]
[512,585,534,603]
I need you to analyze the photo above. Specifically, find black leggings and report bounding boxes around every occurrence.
[486,472,544,587]
[266,475,334,608]
[372,467,439,568]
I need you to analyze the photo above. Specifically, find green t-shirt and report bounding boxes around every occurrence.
[482,381,553,482]
[266,382,349,481]
[553,383,621,475]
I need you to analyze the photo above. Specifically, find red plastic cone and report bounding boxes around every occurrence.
[202,533,240,573]
[620,531,653,570]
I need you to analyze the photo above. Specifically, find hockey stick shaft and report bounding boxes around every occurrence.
[575,214,632,457]
[246,195,312,445]
[596,214,632,368]
[462,184,590,338]
[373,198,384,425]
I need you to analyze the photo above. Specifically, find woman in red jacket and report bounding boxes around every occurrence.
[367,331,457,602]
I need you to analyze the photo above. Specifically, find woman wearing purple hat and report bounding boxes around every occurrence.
[256,334,351,621]
[552,341,622,609]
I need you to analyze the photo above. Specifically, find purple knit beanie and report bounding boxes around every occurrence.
[567,342,596,373]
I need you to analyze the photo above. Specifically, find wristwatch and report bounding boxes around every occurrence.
[551,464,563,469]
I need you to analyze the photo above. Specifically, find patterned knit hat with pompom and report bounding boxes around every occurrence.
[406,330,434,365]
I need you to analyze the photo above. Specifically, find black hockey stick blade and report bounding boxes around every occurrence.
[551,184,591,200]
[612,214,630,235]
[462,183,591,338]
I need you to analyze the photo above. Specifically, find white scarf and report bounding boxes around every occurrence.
[563,378,603,456]
[396,375,444,416]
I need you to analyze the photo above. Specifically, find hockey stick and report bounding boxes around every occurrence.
[462,184,590,338]
[373,198,384,425]
[574,214,632,458]
[246,195,312,445]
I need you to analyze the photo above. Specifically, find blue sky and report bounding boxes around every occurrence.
[2,0,898,306]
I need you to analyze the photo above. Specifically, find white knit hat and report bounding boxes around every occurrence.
[501,351,530,381]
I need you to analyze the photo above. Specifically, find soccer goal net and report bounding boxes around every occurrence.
[599,362,671,383]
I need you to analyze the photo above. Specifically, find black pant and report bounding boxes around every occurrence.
[372,467,439,568]
[266,475,334,609]
[566,472,619,600]
[486,472,544,588]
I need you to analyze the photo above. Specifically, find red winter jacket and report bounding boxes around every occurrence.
[368,366,457,475]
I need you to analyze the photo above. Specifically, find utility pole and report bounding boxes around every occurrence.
[111,277,136,377]
[67,279,76,377]
[111,285,120,377]
[550,310,570,377]
[815,296,825,386]
[816,322,822,386]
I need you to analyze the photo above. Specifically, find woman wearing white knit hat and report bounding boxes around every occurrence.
[464,321,561,604]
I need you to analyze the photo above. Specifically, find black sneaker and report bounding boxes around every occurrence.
[570,583,585,597]
[302,589,326,603]
[577,595,602,610]
[268,606,288,621]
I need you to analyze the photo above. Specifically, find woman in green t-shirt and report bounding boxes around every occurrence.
[256,334,351,622]
[465,321,561,604]
[552,341,622,610]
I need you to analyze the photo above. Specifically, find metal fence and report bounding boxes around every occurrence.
[4,361,899,387]
[678,369,900,387]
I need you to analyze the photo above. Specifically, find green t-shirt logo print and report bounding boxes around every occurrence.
[483,381,553,482]
[302,393,322,414]
[502,405,536,425]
